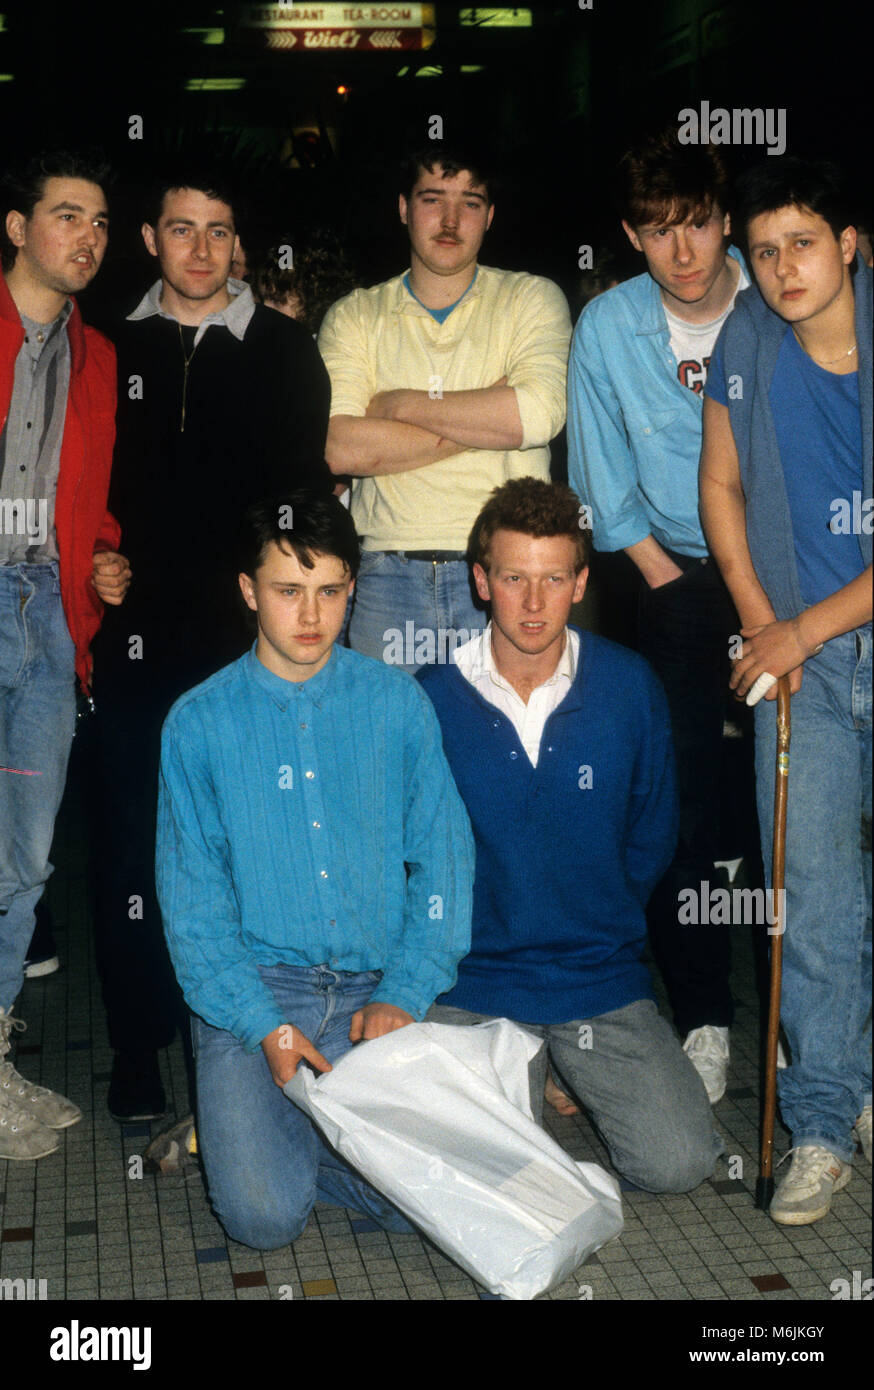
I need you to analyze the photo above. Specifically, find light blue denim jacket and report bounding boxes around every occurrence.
[567,247,746,556]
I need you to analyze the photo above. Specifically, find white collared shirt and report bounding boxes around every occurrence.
[452,623,578,767]
[127,277,256,347]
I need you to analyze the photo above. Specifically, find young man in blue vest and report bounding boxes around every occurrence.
[701,158,872,1224]
[419,477,721,1193]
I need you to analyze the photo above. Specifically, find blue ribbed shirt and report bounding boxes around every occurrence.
[156,644,475,1050]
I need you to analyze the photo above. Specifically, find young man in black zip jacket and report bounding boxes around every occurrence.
[92,169,332,1120]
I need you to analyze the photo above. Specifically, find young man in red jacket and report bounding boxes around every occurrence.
[0,149,130,1161]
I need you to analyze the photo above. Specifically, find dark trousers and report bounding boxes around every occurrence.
[89,622,239,1058]
[91,662,188,1054]
[638,555,758,1036]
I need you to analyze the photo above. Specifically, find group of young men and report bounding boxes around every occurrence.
[0,129,869,1246]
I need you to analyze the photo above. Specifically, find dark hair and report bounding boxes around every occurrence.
[0,146,112,272]
[731,157,855,259]
[252,228,358,336]
[144,167,239,230]
[616,128,730,230]
[238,492,361,582]
[399,144,495,205]
[468,477,591,574]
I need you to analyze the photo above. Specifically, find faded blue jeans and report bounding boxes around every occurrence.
[427,997,722,1193]
[0,563,76,1010]
[192,963,415,1249]
[755,625,872,1163]
[347,551,486,673]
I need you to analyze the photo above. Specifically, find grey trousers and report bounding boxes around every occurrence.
[426,998,723,1194]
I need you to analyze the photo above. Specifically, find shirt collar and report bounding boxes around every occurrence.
[395,264,484,316]
[19,298,73,358]
[636,244,748,336]
[244,641,339,711]
[454,622,577,694]
[127,277,256,344]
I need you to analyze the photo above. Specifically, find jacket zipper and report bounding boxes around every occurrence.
[179,324,199,432]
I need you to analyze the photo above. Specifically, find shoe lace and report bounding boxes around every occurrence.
[684,1026,727,1059]
[0,1009,26,1055]
[776,1145,837,1179]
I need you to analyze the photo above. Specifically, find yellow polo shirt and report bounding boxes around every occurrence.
[318,265,571,551]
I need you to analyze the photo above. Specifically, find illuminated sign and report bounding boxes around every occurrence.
[239,4,436,51]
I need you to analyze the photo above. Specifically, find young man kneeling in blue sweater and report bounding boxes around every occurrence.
[156,491,474,1248]
[419,477,721,1192]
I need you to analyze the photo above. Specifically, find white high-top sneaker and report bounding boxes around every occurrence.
[0,1006,81,1131]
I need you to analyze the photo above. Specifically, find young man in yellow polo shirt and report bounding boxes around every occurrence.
[318,144,571,672]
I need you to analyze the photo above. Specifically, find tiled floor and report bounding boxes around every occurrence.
[1,748,870,1303]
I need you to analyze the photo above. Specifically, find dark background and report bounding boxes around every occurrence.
[1,0,870,322]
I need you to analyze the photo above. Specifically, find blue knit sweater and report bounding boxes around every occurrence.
[418,629,678,1023]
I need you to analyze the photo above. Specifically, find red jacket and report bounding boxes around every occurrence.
[0,271,119,692]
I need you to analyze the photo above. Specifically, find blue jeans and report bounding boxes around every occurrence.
[192,963,415,1249]
[0,563,76,1010]
[755,626,872,1163]
[347,551,487,672]
[427,998,722,1193]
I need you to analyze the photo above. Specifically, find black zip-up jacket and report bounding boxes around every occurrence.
[97,300,332,681]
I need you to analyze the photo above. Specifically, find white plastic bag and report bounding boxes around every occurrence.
[284,1019,623,1300]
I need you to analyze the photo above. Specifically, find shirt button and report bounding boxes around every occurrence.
[643,427,651,435]
[329,919,336,926]
[547,746,554,752]
[493,720,500,728]
[313,821,321,829]
[320,870,328,879]
[300,722,307,730]
[305,770,315,779]
[26,421,32,429]
[36,331,45,343]
[509,750,518,760]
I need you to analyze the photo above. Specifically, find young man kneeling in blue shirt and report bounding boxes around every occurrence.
[419,477,721,1193]
[156,491,474,1249]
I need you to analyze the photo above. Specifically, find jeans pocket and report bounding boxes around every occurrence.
[357,550,390,576]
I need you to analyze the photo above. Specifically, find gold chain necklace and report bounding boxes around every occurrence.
[792,327,858,366]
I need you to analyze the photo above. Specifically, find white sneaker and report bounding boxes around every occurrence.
[854,1106,872,1164]
[683,1025,730,1103]
[770,1145,851,1225]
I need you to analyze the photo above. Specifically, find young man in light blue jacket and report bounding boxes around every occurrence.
[568,129,753,1104]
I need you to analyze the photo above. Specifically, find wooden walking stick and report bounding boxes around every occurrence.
[756,675,792,1210]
